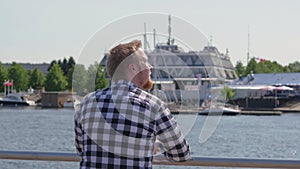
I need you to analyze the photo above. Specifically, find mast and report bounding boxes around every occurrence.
[167,15,171,45]
[153,28,156,49]
[144,22,147,51]
[247,25,250,64]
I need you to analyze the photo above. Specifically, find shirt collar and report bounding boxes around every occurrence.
[111,80,137,89]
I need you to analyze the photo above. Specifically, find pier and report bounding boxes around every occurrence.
[170,107,284,115]
[240,110,282,115]
[41,92,75,108]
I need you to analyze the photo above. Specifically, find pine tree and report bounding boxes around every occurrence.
[45,63,68,91]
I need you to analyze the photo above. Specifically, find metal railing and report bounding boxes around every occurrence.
[0,150,300,168]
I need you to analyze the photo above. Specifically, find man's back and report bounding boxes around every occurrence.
[74,80,190,169]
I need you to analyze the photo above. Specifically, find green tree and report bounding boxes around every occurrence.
[270,61,284,73]
[252,60,284,73]
[235,61,245,77]
[8,62,29,92]
[68,56,76,69]
[243,58,286,75]
[86,62,108,92]
[48,60,57,71]
[58,59,62,66]
[95,65,108,90]
[27,69,32,78]
[66,64,75,90]
[0,62,8,92]
[48,57,76,78]
[29,68,45,89]
[285,61,300,72]
[86,63,97,92]
[221,85,235,103]
[71,64,87,95]
[61,58,68,76]
[243,58,257,76]
[66,57,76,90]
[45,63,67,91]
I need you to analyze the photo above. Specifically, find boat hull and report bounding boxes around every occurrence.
[0,100,30,106]
[199,107,240,116]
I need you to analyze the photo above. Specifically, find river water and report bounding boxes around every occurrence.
[0,107,299,169]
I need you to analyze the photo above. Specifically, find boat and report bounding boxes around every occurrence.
[63,96,81,108]
[100,16,237,103]
[199,103,240,115]
[0,94,36,106]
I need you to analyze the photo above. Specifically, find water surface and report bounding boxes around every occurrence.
[0,108,299,168]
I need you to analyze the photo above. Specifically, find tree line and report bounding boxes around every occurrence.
[235,58,300,77]
[0,57,108,95]
[1,56,299,94]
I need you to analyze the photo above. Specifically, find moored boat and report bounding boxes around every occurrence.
[199,103,240,115]
[63,95,81,109]
[0,94,36,107]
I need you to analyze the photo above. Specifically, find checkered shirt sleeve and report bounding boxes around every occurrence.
[154,104,190,161]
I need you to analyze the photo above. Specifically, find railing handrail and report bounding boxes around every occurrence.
[0,150,300,168]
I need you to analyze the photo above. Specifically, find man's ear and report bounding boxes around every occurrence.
[128,63,137,75]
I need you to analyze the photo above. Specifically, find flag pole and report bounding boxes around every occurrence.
[4,80,6,96]
[8,80,10,94]
[11,80,13,93]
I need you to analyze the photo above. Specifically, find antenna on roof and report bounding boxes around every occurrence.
[144,22,147,51]
[167,15,172,45]
[143,23,151,51]
[247,25,250,64]
[226,48,229,57]
[153,28,156,49]
[210,35,213,46]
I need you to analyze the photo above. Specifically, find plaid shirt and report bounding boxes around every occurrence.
[74,80,190,169]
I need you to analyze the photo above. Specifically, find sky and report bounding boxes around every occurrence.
[1,0,299,67]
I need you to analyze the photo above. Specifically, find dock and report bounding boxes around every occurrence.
[41,92,75,108]
[171,110,283,116]
[274,102,300,113]
[240,110,282,116]
[170,106,285,116]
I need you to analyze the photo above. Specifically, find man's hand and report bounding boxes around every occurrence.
[153,141,163,155]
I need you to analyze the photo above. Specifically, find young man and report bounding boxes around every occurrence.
[74,40,190,169]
